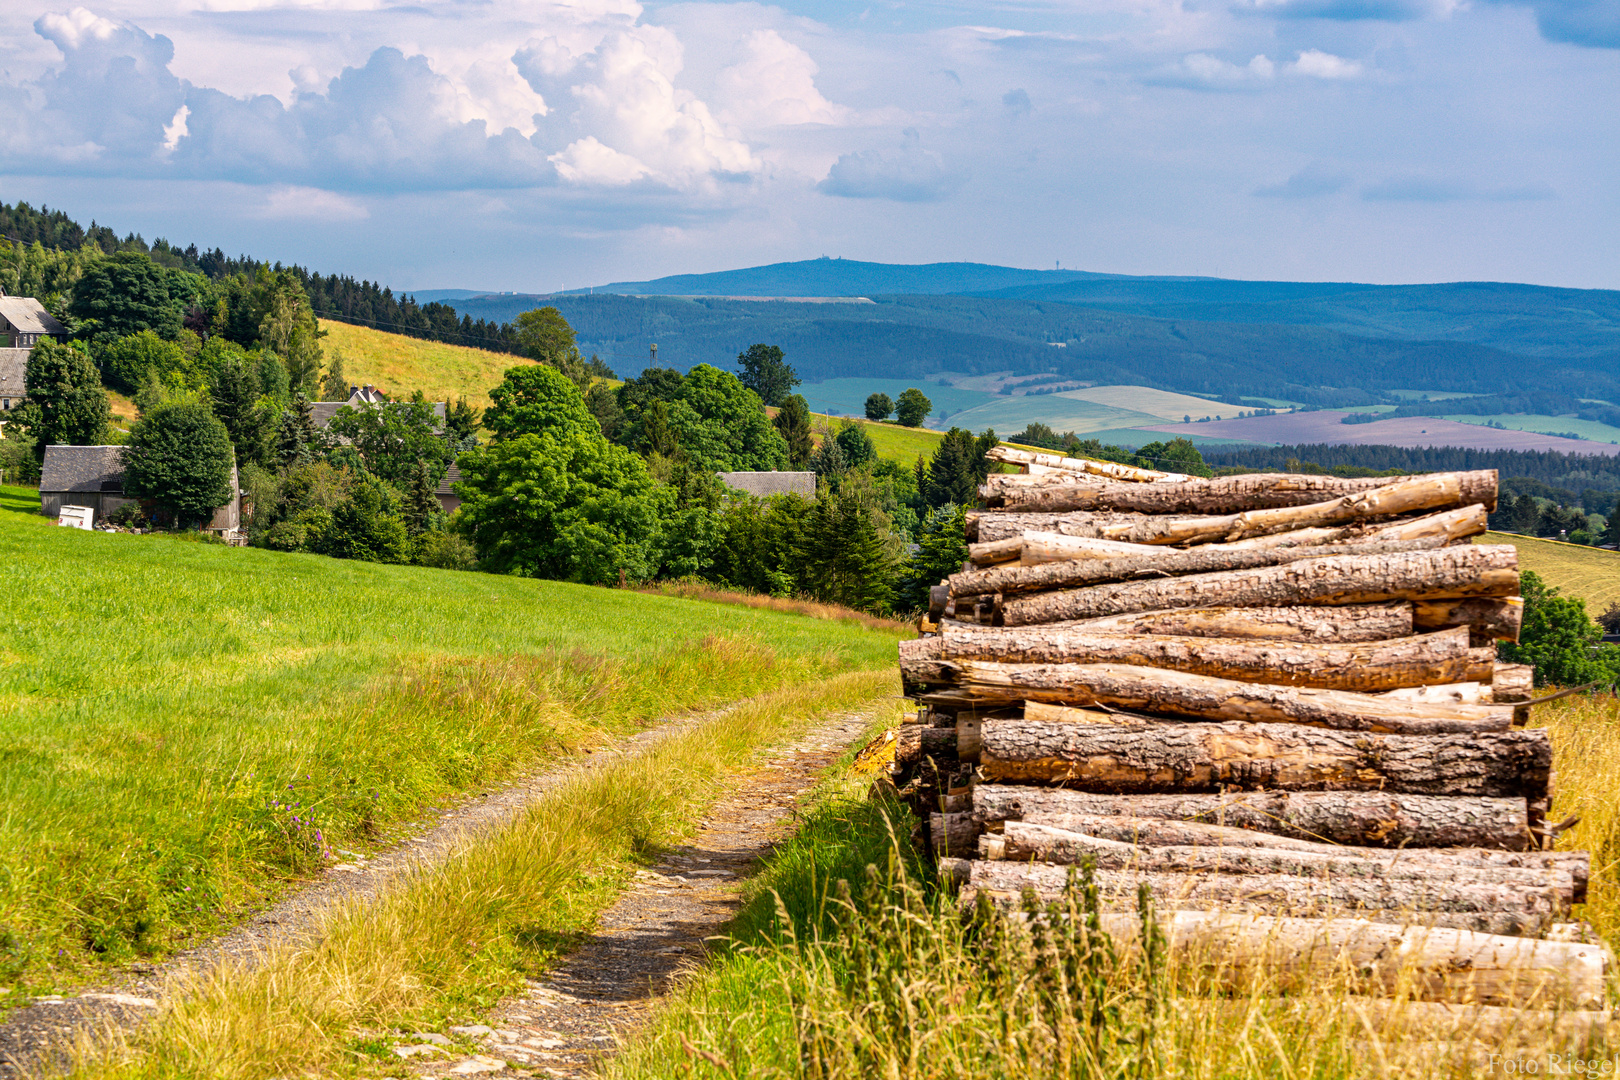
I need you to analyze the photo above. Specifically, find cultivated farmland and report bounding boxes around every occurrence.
[0,484,902,988]
[1482,530,1620,611]
[1141,411,1620,454]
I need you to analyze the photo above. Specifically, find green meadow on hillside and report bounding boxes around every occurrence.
[0,486,901,990]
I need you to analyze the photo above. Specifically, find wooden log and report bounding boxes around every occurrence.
[990,474,1494,539]
[969,785,1532,849]
[930,811,981,855]
[985,444,1185,482]
[986,821,1582,901]
[1023,701,1159,725]
[945,661,1513,733]
[976,721,1550,798]
[1000,545,1519,626]
[1384,682,1491,705]
[1052,603,1415,643]
[893,724,956,770]
[981,470,1498,514]
[1018,533,1160,564]
[1414,596,1523,644]
[1493,663,1535,703]
[955,904,1609,1008]
[950,536,1448,599]
[965,537,1023,566]
[954,860,1564,936]
[929,626,1486,694]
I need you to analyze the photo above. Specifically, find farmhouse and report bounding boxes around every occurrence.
[0,290,69,412]
[312,385,458,512]
[40,445,241,532]
[717,471,816,497]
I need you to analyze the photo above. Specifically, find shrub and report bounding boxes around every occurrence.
[414,531,477,571]
[121,400,235,526]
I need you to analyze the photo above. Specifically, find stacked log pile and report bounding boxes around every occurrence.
[891,447,1605,1005]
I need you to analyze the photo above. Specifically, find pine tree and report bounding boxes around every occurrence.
[275,393,319,467]
[210,354,273,468]
[923,427,978,508]
[320,349,350,401]
[800,486,896,613]
[404,459,439,534]
[773,394,814,465]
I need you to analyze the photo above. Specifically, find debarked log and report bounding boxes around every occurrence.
[951,859,1564,936]
[999,545,1519,626]
[943,661,1514,734]
[984,444,1185,482]
[969,786,1532,850]
[985,821,1581,902]
[1493,663,1534,703]
[977,470,1444,513]
[1414,596,1524,645]
[949,903,1609,1007]
[1052,603,1415,642]
[948,536,1447,599]
[926,625,1487,694]
[975,720,1550,798]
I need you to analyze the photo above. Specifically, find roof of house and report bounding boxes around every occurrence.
[40,445,127,493]
[436,461,462,496]
[0,297,67,336]
[0,348,25,397]
[311,387,448,429]
[716,471,816,498]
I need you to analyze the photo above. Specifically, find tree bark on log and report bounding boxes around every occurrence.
[944,661,1513,733]
[925,626,1486,694]
[893,724,957,770]
[968,785,1532,849]
[979,470,1497,514]
[1414,596,1524,645]
[999,545,1519,626]
[989,470,1496,523]
[944,903,1609,1007]
[976,720,1550,797]
[985,821,1579,901]
[985,445,1185,482]
[1051,603,1415,642]
[953,859,1564,936]
[949,536,1447,599]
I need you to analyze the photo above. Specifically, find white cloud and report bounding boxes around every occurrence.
[255,185,370,220]
[1152,52,1277,88]
[160,103,189,151]
[550,135,651,184]
[1289,49,1363,78]
[715,30,848,128]
[818,129,963,202]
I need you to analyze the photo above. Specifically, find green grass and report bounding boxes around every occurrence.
[318,321,535,409]
[1483,530,1620,612]
[0,485,902,991]
[1444,414,1620,444]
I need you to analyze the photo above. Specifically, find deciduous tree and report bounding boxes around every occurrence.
[20,339,108,460]
[736,343,799,406]
[865,392,893,421]
[121,401,235,525]
[896,387,932,427]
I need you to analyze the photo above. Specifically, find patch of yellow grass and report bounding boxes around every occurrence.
[317,321,534,408]
[1483,531,1620,611]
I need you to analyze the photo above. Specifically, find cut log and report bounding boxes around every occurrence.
[953,906,1608,1008]
[928,626,1487,694]
[975,720,1550,798]
[1493,663,1535,703]
[955,859,1564,936]
[950,536,1448,598]
[893,724,956,770]
[987,821,1580,902]
[969,785,1532,849]
[965,537,1023,566]
[985,445,1185,482]
[1413,596,1524,644]
[1018,533,1160,564]
[1053,603,1415,643]
[1000,545,1519,626]
[1383,682,1491,705]
[990,474,1494,542]
[979,470,1497,514]
[943,661,1513,734]
[1023,701,1164,725]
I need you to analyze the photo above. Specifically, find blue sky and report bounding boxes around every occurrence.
[1,0,1616,291]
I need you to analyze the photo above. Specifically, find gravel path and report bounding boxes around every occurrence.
[0,711,717,1078]
[393,711,874,1078]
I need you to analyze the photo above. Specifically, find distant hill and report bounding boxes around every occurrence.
[562,259,1114,298]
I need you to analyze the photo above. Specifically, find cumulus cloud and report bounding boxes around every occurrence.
[514,26,760,187]
[1254,162,1352,197]
[550,136,651,185]
[255,185,370,220]
[714,30,848,127]
[1484,0,1620,48]
[817,129,963,202]
[1290,49,1363,77]
[1149,49,1362,88]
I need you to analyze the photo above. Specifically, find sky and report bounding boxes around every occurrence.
[0,0,1616,292]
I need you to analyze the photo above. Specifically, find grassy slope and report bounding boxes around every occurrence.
[0,484,901,988]
[318,321,533,408]
[1483,530,1620,611]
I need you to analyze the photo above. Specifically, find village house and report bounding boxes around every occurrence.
[716,471,816,497]
[0,290,69,413]
[311,385,459,513]
[40,445,241,532]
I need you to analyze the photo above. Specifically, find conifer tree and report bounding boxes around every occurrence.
[404,459,439,534]
[773,394,814,465]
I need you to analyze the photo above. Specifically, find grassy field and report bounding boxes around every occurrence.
[0,484,902,992]
[1484,530,1620,612]
[317,321,533,408]
[1446,413,1620,445]
[1059,384,1240,422]
[607,693,1620,1080]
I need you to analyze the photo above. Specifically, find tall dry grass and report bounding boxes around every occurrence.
[608,694,1620,1080]
[66,671,899,1080]
[635,581,912,632]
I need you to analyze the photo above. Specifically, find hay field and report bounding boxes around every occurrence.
[317,321,533,407]
[1059,384,1230,422]
[1483,530,1620,611]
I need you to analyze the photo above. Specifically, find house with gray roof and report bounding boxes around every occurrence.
[716,471,816,498]
[0,290,69,414]
[310,386,448,429]
[40,445,240,531]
